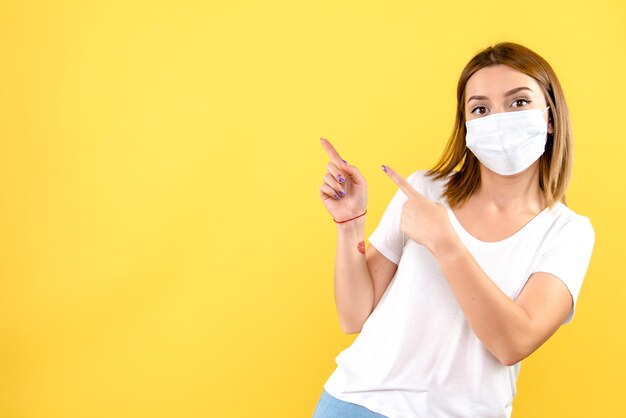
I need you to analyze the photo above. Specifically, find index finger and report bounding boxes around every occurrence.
[382,164,418,198]
[320,137,347,168]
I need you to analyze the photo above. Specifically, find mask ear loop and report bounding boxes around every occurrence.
[545,106,554,139]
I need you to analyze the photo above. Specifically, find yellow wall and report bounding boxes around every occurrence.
[1,1,624,417]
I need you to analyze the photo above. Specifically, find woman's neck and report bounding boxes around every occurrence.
[473,162,545,214]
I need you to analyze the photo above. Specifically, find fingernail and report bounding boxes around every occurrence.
[338,190,345,196]
[320,137,326,141]
[337,174,345,183]
[342,159,348,165]
[333,194,340,200]
[381,165,388,172]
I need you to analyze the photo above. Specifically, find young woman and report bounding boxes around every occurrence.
[314,42,595,418]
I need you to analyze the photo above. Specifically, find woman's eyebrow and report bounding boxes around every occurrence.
[467,87,534,103]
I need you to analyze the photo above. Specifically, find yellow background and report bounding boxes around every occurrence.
[1,1,624,417]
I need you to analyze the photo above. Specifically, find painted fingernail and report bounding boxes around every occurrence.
[342,159,348,164]
[338,190,345,196]
[381,165,388,172]
[333,194,340,200]
[337,174,345,183]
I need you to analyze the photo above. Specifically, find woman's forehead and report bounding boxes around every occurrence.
[465,65,542,99]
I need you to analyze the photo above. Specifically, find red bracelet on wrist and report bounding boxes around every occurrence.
[333,209,367,224]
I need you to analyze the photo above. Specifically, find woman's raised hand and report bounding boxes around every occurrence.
[319,138,368,223]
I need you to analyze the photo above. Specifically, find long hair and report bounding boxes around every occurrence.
[427,42,573,209]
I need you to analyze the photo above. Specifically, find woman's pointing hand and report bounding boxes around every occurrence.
[319,138,368,224]
[381,164,459,256]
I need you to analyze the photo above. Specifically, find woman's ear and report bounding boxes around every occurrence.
[546,109,554,134]
[548,118,554,135]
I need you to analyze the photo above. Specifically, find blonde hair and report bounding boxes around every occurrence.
[427,42,573,209]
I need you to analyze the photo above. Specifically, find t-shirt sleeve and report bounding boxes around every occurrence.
[367,171,423,265]
[532,215,595,324]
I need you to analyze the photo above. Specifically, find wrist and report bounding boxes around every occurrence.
[333,209,367,224]
[335,214,366,232]
[431,233,464,261]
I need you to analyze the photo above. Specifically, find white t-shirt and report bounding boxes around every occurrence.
[323,170,595,418]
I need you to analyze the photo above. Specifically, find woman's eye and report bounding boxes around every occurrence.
[471,106,487,115]
[512,99,530,108]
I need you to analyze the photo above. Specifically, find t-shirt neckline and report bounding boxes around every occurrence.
[445,204,554,247]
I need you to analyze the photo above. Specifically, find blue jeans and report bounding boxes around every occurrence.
[312,389,389,418]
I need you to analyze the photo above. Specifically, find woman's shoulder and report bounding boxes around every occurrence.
[546,202,591,221]
[405,169,450,202]
[543,202,595,239]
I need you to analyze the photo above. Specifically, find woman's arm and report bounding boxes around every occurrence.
[381,164,574,366]
[334,217,398,334]
[319,138,399,334]
[433,240,572,365]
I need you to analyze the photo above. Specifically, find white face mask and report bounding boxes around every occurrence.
[465,106,550,176]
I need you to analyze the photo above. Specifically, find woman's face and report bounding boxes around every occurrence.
[464,64,553,134]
